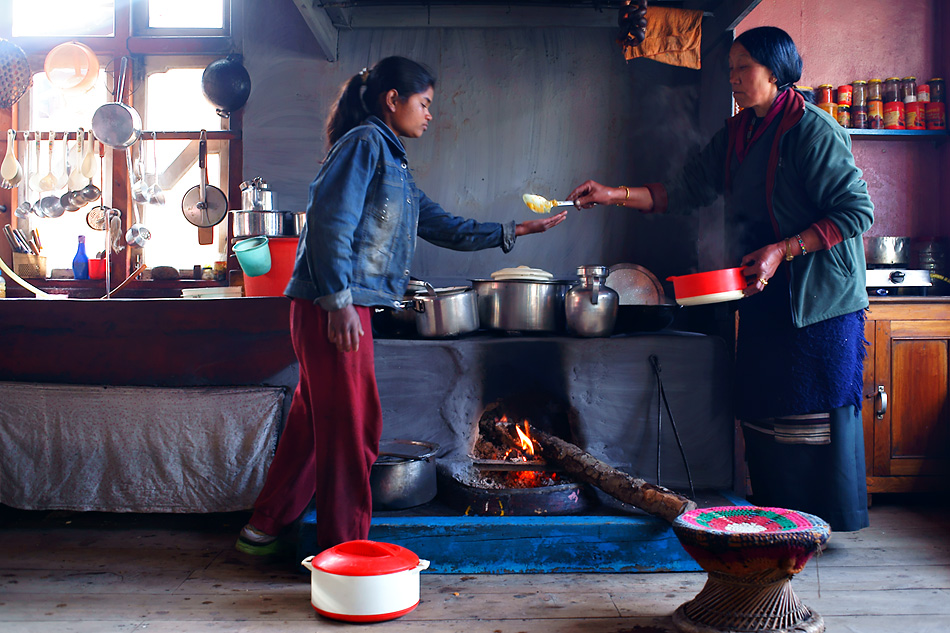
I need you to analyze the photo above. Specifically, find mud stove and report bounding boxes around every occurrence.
[301,332,742,572]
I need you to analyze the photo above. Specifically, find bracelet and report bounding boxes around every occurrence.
[784,238,794,262]
[796,234,807,256]
[621,185,630,202]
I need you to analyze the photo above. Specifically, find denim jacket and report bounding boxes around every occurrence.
[285,116,516,310]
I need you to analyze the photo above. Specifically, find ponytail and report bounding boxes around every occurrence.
[325,57,437,146]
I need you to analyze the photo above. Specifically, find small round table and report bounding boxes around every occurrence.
[672,506,830,633]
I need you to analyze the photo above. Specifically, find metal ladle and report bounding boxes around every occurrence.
[14,132,32,218]
[125,201,151,248]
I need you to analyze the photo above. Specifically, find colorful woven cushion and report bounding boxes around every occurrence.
[676,506,826,535]
[673,506,830,577]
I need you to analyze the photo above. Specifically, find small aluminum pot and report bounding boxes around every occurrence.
[284,211,305,236]
[410,286,479,338]
[231,210,283,237]
[470,278,571,333]
[371,440,440,510]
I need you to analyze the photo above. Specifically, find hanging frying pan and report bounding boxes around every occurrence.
[181,130,228,228]
[91,57,142,149]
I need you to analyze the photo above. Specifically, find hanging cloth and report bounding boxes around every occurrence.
[622,7,703,70]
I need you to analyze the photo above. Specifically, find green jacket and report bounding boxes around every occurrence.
[648,90,874,327]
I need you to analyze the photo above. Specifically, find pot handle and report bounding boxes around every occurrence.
[300,556,315,571]
[417,559,431,571]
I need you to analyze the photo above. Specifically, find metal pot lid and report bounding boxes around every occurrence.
[182,185,228,227]
[606,263,663,305]
[378,439,440,461]
[310,540,420,576]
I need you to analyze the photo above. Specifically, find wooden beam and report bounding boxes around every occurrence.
[293,0,339,62]
[336,5,617,28]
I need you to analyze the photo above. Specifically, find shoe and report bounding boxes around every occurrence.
[235,523,288,556]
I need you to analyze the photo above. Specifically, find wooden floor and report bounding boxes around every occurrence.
[1,496,949,633]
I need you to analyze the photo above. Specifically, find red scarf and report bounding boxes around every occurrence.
[734,88,790,163]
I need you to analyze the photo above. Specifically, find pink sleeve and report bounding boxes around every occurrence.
[811,218,843,249]
[643,182,668,214]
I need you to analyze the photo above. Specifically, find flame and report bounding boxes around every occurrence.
[514,420,535,455]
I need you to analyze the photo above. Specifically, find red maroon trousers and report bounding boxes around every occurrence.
[249,299,382,552]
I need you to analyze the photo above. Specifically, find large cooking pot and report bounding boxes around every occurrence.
[409,286,479,338]
[864,236,910,266]
[470,278,571,332]
[301,540,430,622]
[371,439,440,510]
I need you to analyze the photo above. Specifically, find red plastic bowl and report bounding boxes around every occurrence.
[666,267,747,306]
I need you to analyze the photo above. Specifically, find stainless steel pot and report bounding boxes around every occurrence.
[864,236,910,266]
[470,278,571,333]
[231,210,283,237]
[410,286,479,338]
[91,57,142,149]
[286,211,305,236]
[370,440,440,510]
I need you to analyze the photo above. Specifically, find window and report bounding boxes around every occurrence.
[3,0,240,281]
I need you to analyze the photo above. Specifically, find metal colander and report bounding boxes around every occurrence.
[0,38,32,109]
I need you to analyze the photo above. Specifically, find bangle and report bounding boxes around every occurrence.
[619,185,630,203]
[784,238,794,262]
[796,234,807,256]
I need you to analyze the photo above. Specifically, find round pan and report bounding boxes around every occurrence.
[91,57,142,149]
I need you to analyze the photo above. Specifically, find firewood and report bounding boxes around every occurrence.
[524,423,696,523]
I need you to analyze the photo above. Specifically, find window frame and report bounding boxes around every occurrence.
[0,0,244,287]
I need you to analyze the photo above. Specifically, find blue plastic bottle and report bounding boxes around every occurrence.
[72,235,89,280]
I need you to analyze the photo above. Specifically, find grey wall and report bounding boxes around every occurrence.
[241,3,730,287]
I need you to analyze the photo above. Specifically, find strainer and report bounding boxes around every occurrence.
[0,39,32,109]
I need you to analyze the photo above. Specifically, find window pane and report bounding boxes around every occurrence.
[149,0,224,29]
[144,66,228,271]
[12,0,114,37]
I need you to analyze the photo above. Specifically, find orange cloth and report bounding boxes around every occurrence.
[623,6,703,70]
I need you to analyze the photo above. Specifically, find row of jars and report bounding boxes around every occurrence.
[813,77,945,131]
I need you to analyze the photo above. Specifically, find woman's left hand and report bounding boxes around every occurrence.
[515,209,569,236]
[740,242,786,296]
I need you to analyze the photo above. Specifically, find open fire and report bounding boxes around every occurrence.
[471,413,568,489]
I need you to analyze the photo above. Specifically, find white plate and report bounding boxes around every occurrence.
[675,289,746,306]
[490,265,554,281]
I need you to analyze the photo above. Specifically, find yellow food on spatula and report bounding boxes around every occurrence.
[522,193,556,214]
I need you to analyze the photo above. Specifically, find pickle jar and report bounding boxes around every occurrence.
[883,77,901,103]
[852,80,868,107]
[901,77,917,103]
[868,79,883,102]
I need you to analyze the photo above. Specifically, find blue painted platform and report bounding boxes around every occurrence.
[297,491,749,573]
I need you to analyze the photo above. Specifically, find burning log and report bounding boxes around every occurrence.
[491,418,695,523]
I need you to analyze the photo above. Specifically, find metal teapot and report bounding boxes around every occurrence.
[565,265,619,337]
[240,177,277,211]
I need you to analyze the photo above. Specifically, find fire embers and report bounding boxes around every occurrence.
[472,415,562,489]
[618,0,649,48]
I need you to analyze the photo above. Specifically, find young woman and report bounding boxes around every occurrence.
[237,56,567,555]
[567,27,873,532]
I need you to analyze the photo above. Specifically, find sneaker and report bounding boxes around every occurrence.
[235,523,287,556]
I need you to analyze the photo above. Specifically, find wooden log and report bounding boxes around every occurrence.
[524,423,696,523]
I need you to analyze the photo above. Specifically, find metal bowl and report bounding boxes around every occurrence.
[370,440,440,510]
[231,210,283,237]
[470,278,571,333]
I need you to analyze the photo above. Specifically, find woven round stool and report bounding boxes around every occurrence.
[672,506,830,633]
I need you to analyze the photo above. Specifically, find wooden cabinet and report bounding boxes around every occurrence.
[863,299,950,493]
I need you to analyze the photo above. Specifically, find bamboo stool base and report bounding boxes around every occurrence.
[672,571,824,633]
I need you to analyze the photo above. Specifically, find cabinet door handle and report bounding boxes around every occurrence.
[875,385,888,420]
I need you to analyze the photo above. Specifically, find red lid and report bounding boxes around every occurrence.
[311,540,420,576]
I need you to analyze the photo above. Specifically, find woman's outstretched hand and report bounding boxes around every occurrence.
[516,209,569,236]
[328,304,364,353]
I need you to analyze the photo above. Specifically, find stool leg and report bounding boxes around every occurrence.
[673,571,824,633]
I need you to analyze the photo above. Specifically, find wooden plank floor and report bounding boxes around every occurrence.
[1,497,949,633]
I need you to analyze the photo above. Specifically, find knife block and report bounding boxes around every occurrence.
[13,253,47,279]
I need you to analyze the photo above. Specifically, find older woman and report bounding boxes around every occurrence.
[568,26,873,532]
